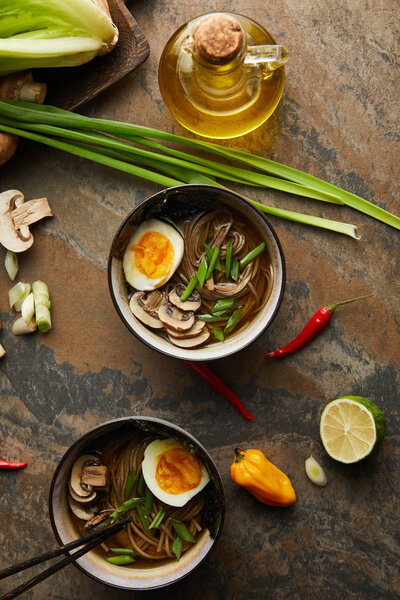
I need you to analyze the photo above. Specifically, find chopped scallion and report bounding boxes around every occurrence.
[149,508,166,530]
[224,307,243,335]
[137,473,145,496]
[225,241,232,278]
[180,276,197,302]
[144,487,153,515]
[110,497,143,523]
[5,251,18,281]
[231,259,240,282]
[172,533,183,561]
[196,256,208,288]
[205,246,220,280]
[213,328,224,342]
[106,555,135,565]
[9,281,31,310]
[110,548,135,555]
[124,468,136,500]
[212,298,236,313]
[170,519,196,543]
[198,314,229,323]
[204,243,222,271]
[239,242,266,270]
[21,292,35,324]
[137,505,153,538]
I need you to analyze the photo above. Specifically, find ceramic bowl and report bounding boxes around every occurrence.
[108,184,285,361]
[49,416,225,591]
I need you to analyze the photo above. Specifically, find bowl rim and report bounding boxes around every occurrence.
[107,184,286,361]
[48,415,226,591]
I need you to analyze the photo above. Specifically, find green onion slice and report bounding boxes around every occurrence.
[9,281,30,310]
[137,505,154,538]
[180,276,197,302]
[230,259,240,282]
[213,328,224,342]
[106,555,135,565]
[225,240,232,278]
[239,242,266,270]
[196,256,208,288]
[205,246,220,280]
[149,508,166,530]
[212,298,236,313]
[137,473,145,497]
[124,468,136,500]
[204,243,222,271]
[144,487,153,516]
[224,307,243,335]
[110,548,135,555]
[110,497,143,523]
[170,519,196,543]
[172,533,183,561]
[198,314,229,323]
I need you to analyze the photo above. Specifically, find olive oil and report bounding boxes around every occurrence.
[158,13,287,139]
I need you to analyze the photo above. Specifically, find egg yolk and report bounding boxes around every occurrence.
[155,448,202,495]
[133,231,174,279]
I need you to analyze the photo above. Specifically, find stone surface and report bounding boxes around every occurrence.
[0,1,399,599]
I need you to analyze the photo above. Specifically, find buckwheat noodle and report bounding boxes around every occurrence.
[102,434,205,560]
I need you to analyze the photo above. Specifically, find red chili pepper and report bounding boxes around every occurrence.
[265,294,373,360]
[185,361,254,421]
[0,457,27,470]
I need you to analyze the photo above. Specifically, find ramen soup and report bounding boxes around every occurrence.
[68,431,222,568]
[122,207,273,349]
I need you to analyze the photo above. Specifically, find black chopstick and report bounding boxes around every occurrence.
[0,518,131,600]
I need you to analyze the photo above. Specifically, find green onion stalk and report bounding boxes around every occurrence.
[0,100,399,236]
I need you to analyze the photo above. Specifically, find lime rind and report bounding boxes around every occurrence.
[320,396,386,464]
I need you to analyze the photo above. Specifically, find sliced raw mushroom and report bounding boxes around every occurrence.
[129,292,164,329]
[69,496,97,521]
[84,510,113,532]
[158,303,195,332]
[141,290,166,314]
[169,284,201,311]
[70,454,101,500]
[166,320,205,339]
[81,464,108,488]
[168,331,210,348]
[69,481,97,504]
[0,190,53,252]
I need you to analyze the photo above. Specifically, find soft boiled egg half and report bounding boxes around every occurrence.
[142,438,210,507]
[123,219,184,291]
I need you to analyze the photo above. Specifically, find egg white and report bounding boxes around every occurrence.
[123,219,184,291]
[142,438,210,507]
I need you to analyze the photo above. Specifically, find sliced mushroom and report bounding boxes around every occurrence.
[141,290,166,314]
[158,303,195,332]
[0,190,53,252]
[166,320,206,339]
[129,292,164,329]
[81,465,108,488]
[168,331,210,348]
[169,284,201,312]
[70,454,101,499]
[84,510,113,532]
[69,481,97,504]
[68,495,97,521]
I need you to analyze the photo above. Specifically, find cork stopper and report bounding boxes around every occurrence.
[194,14,244,65]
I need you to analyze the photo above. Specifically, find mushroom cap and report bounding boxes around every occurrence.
[169,284,201,312]
[69,481,97,504]
[129,292,165,328]
[158,302,195,332]
[0,190,34,252]
[68,495,97,520]
[166,320,205,339]
[70,454,100,499]
[168,330,210,348]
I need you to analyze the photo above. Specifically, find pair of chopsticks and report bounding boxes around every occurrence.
[0,517,132,600]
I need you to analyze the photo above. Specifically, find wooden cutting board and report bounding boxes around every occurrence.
[35,0,150,110]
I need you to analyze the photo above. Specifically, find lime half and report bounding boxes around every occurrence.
[320,396,386,464]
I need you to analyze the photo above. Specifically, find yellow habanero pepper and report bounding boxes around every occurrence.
[230,448,296,507]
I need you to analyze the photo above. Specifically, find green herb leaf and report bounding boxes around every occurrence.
[170,519,196,543]
[124,468,136,500]
[172,533,183,561]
